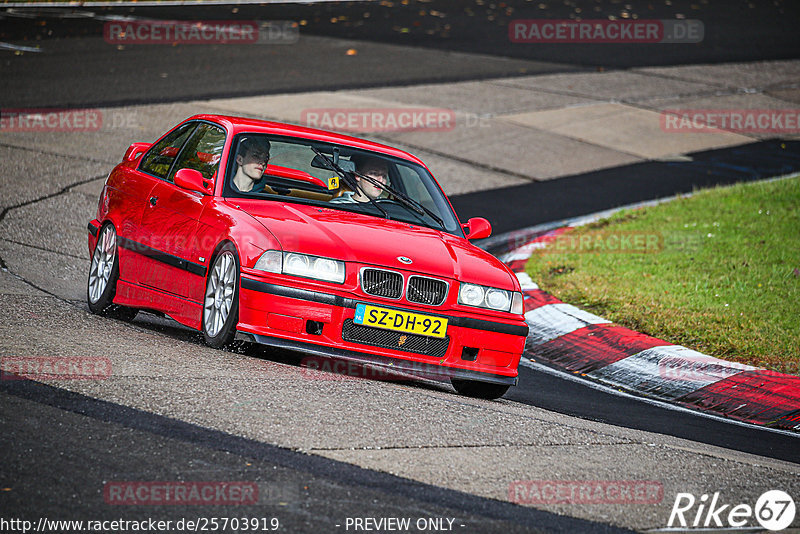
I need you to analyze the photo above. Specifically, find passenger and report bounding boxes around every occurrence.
[231,137,271,193]
[330,157,389,203]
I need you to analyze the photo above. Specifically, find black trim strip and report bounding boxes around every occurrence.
[457,316,528,335]
[242,277,356,309]
[240,277,529,337]
[87,222,99,237]
[118,236,206,277]
[118,278,203,308]
[236,331,518,386]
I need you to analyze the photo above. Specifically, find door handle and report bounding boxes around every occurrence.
[149,196,158,206]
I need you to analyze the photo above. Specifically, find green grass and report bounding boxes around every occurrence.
[525,175,800,374]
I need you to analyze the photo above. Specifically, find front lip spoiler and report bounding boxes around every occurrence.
[235,331,518,386]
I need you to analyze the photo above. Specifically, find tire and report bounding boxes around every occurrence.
[450,378,510,400]
[202,243,240,348]
[87,223,138,321]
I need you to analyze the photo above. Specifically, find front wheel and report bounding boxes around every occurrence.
[202,243,240,348]
[451,378,510,400]
[87,223,138,321]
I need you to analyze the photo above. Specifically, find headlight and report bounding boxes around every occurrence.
[285,253,310,275]
[254,251,345,284]
[458,283,523,314]
[458,283,485,307]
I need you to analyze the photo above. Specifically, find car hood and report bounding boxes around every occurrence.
[233,200,516,290]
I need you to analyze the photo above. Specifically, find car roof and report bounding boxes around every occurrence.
[188,114,426,166]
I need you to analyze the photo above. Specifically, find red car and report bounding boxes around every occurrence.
[87,115,527,399]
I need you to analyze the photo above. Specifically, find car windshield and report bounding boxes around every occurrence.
[223,133,462,235]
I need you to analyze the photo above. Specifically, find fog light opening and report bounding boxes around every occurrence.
[461,347,479,361]
[306,320,324,335]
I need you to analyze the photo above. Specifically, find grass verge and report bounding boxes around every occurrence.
[525,175,800,374]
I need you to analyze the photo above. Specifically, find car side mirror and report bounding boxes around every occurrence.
[174,168,212,195]
[125,142,151,162]
[463,217,492,240]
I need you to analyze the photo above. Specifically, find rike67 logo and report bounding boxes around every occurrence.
[668,490,796,531]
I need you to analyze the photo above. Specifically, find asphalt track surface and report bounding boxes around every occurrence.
[2,2,800,532]
[2,0,799,108]
[1,380,628,533]
[509,364,800,464]
[454,139,800,234]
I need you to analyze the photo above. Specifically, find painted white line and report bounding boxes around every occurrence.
[501,240,553,262]
[501,250,536,263]
[514,272,538,291]
[588,345,757,401]
[524,303,610,345]
[0,42,42,53]
[520,358,800,439]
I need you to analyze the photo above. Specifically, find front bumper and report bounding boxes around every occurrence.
[238,275,528,385]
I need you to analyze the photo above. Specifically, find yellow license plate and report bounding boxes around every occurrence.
[354,303,448,339]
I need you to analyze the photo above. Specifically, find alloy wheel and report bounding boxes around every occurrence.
[204,251,236,337]
[88,225,116,304]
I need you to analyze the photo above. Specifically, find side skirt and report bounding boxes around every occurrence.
[116,279,202,331]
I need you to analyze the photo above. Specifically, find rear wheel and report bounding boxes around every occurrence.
[451,378,510,400]
[202,243,240,348]
[87,223,138,321]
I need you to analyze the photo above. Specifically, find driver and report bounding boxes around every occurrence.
[330,157,388,203]
[231,136,271,193]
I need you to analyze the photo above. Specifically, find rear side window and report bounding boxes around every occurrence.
[139,122,196,179]
[168,123,226,182]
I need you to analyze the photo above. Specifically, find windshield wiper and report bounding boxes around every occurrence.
[311,147,389,219]
[353,169,446,230]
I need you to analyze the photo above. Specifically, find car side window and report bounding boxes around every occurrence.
[168,123,226,183]
[139,122,196,179]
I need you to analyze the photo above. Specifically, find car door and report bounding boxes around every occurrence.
[121,121,197,286]
[137,122,226,299]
